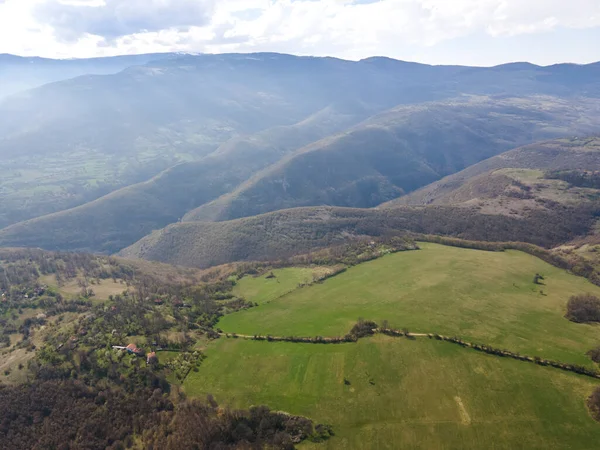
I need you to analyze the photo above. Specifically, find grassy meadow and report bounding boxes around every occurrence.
[232,267,335,305]
[39,274,127,302]
[219,243,600,366]
[182,243,600,448]
[232,268,316,305]
[186,336,600,449]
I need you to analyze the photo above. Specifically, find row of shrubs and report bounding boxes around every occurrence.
[427,334,600,379]
[224,320,600,380]
[238,334,358,344]
[224,319,380,344]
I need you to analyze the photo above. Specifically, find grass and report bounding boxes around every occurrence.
[218,243,600,367]
[40,274,127,301]
[232,267,326,305]
[186,336,600,449]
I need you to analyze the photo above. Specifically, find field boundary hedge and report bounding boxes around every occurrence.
[221,328,600,379]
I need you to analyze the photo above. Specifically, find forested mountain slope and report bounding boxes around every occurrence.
[183,96,600,223]
[120,203,594,269]
[385,137,600,208]
[4,96,600,254]
[2,54,600,253]
[0,104,369,253]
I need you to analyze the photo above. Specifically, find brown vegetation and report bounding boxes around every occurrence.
[565,294,600,323]
[0,381,331,449]
[120,202,595,269]
[588,387,600,422]
[587,346,600,363]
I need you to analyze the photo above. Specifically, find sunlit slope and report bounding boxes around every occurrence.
[186,337,600,450]
[219,243,600,366]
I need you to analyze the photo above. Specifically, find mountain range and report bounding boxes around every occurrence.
[1,52,600,264]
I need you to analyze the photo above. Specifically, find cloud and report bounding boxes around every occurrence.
[0,0,599,65]
[36,0,218,41]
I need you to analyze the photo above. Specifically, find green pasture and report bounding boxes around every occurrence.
[186,336,600,449]
[220,243,600,367]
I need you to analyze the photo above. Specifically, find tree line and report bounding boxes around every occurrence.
[0,380,332,450]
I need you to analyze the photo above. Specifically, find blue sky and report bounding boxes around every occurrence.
[0,0,598,66]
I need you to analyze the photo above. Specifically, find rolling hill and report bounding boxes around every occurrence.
[0,104,369,253]
[183,96,600,223]
[385,137,600,209]
[4,96,600,254]
[184,243,600,448]
[119,203,594,269]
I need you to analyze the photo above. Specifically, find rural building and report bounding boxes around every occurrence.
[125,343,144,355]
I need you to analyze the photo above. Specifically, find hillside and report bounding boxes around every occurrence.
[385,137,600,209]
[184,243,600,448]
[0,104,368,253]
[0,53,467,229]
[0,53,368,228]
[183,96,600,223]
[6,234,600,448]
[2,55,600,248]
[119,204,594,268]
[0,53,176,99]
[4,96,600,254]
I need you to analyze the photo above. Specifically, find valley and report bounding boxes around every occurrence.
[3,50,600,449]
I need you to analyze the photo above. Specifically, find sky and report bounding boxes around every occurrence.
[0,0,599,66]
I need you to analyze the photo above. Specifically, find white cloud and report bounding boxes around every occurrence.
[35,0,217,41]
[0,0,599,64]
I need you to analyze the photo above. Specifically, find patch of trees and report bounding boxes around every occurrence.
[565,294,600,323]
[163,351,205,383]
[0,248,134,292]
[146,402,333,449]
[286,236,418,268]
[546,170,600,189]
[587,346,600,363]
[348,319,378,339]
[0,381,330,450]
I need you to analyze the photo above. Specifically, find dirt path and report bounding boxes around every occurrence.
[454,396,471,425]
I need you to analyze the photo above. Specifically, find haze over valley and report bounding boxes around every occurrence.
[3,1,600,448]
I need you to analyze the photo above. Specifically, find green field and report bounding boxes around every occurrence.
[186,336,600,449]
[232,267,319,305]
[184,243,600,448]
[219,243,600,366]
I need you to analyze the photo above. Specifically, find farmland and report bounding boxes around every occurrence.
[219,243,600,367]
[186,336,600,449]
[181,242,600,448]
